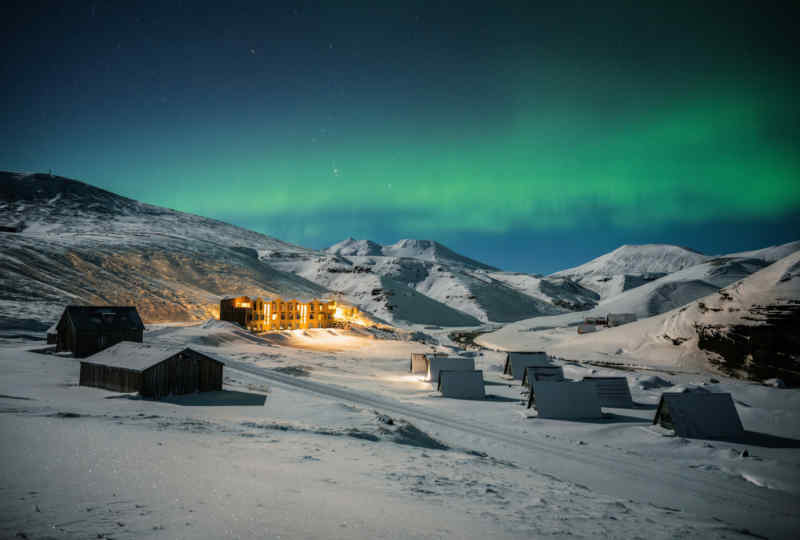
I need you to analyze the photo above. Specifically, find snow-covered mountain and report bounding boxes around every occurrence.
[552,244,709,299]
[500,255,776,331]
[328,237,496,269]
[273,239,599,324]
[545,251,800,383]
[0,172,328,327]
[0,172,598,329]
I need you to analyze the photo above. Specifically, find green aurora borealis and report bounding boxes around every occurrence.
[2,2,799,272]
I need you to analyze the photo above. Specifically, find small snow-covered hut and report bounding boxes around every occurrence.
[410,353,429,376]
[583,377,634,408]
[521,366,565,387]
[527,380,602,420]
[503,351,552,380]
[653,392,744,439]
[426,356,475,383]
[79,342,224,399]
[46,322,58,345]
[607,313,637,327]
[437,370,485,399]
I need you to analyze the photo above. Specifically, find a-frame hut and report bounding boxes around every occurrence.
[583,377,634,408]
[426,356,475,383]
[527,380,602,420]
[521,366,565,387]
[653,392,744,438]
[437,370,485,399]
[503,351,552,380]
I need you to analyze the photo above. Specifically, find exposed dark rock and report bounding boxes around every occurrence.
[698,302,800,386]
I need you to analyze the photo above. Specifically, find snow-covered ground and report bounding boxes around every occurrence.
[2,320,799,538]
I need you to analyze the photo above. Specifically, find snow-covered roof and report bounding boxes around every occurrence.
[80,342,224,372]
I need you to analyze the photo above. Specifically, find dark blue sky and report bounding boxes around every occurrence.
[2,1,799,273]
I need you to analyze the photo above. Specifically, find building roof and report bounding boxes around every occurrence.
[81,342,225,372]
[61,305,144,332]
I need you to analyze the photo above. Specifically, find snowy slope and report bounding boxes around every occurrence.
[725,240,800,262]
[496,256,773,331]
[483,251,800,382]
[328,237,496,269]
[1,172,593,329]
[552,244,709,298]
[278,238,602,324]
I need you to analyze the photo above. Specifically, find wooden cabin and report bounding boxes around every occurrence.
[55,305,144,358]
[79,342,224,399]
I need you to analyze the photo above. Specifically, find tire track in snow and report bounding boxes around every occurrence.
[226,359,797,538]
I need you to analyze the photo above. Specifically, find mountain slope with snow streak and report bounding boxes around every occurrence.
[552,244,709,298]
[0,172,329,326]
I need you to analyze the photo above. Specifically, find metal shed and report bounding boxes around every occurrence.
[521,366,565,387]
[503,351,552,380]
[56,305,144,358]
[583,377,634,408]
[426,356,475,383]
[79,342,224,399]
[410,353,430,376]
[437,370,485,399]
[526,380,603,420]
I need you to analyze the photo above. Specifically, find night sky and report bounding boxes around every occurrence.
[2,1,799,273]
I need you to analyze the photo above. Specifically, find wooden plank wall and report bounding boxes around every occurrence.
[79,363,142,393]
[140,351,223,399]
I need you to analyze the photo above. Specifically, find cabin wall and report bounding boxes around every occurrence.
[140,352,223,399]
[79,363,141,393]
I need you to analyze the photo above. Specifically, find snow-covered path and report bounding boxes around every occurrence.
[225,359,800,539]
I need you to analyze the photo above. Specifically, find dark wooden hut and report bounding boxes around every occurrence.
[55,305,144,358]
[79,342,224,399]
[46,322,58,345]
[219,296,251,327]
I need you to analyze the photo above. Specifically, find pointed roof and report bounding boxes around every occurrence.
[60,305,144,332]
[81,342,225,372]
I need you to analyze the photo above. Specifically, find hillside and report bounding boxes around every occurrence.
[483,251,800,383]
[0,172,328,327]
[273,238,601,324]
[552,244,709,299]
[0,172,597,329]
